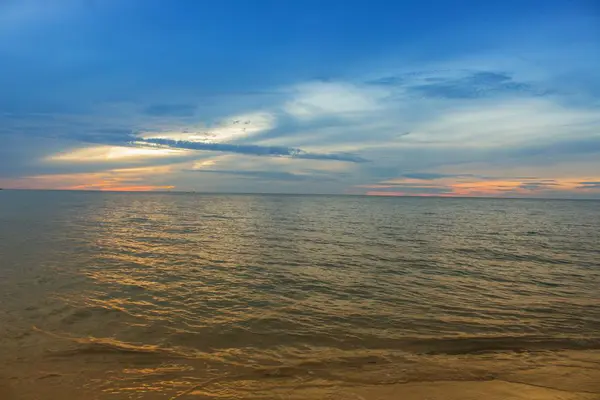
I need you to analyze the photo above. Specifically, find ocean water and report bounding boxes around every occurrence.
[1,191,599,399]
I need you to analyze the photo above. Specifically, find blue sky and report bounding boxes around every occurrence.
[1,0,599,197]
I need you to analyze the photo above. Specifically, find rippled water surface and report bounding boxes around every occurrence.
[1,191,599,399]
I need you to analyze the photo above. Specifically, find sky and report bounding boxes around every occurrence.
[1,0,599,197]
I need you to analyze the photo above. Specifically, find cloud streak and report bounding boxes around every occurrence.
[186,169,336,182]
[406,71,541,99]
[135,138,369,163]
[578,181,600,189]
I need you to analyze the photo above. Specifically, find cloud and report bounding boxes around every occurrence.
[137,111,276,143]
[135,138,369,163]
[407,71,540,99]
[283,81,388,120]
[49,145,189,162]
[354,173,600,198]
[577,181,600,189]
[186,169,336,182]
[518,181,560,190]
[10,64,599,195]
[399,172,475,180]
[405,97,600,147]
[367,185,454,194]
[0,165,177,191]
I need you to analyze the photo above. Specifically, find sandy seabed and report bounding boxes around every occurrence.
[2,351,599,400]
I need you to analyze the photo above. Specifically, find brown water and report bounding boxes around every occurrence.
[1,191,599,399]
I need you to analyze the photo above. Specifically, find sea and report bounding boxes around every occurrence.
[1,190,599,399]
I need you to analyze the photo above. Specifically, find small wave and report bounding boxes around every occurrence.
[398,335,600,355]
[47,342,167,357]
[33,326,190,358]
[456,247,574,266]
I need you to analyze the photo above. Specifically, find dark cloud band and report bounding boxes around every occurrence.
[134,138,369,163]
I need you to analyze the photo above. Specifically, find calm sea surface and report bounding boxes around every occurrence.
[1,191,599,399]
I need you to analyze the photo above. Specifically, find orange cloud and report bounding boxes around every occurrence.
[362,175,600,198]
[1,165,177,192]
[366,191,408,196]
[366,191,454,197]
[66,183,174,192]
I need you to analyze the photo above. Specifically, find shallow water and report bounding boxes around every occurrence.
[1,191,599,399]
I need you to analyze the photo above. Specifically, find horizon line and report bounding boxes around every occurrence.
[1,188,599,201]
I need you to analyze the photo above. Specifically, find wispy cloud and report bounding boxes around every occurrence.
[406,71,542,99]
[283,82,387,120]
[136,111,276,143]
[357,174,600,198]
[578,181,600,189]
[518,181,560,190]
[398,172,476,180]
[186,169,336,182]
[0,165,177,191]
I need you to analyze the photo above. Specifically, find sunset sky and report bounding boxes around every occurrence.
[1,0,599,197]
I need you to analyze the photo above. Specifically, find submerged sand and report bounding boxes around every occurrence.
[2,378,598,400]
[322,380,600,400]
[1,350,599,399]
